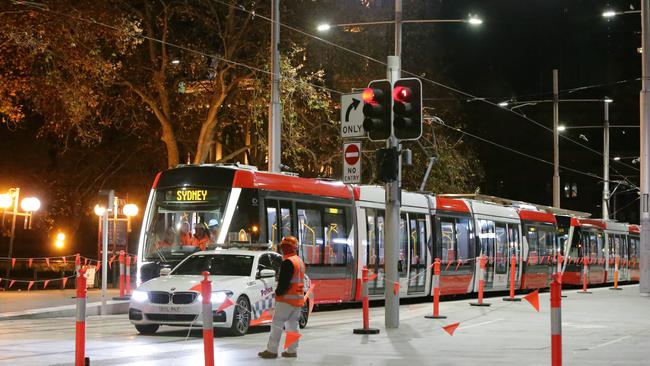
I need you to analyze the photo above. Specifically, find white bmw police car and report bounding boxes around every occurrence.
[129,249,311,336]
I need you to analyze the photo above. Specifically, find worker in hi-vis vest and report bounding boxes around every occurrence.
[259,236,305,359]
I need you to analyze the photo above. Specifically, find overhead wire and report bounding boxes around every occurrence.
[213,0,640,173]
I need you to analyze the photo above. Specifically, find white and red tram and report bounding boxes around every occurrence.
[136,165,640,306]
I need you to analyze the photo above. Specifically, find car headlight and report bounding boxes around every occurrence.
[197,291,233,304]
[131,290,148,303]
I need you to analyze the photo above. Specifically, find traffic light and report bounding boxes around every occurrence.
[362,80,392,141]
[375,147,399,183]
[392,78,422,140]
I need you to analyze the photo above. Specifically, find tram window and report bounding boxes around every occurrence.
[440,220,455,262]
[297,205,324,265]
[456,218,470,261]
[265,200,279,244]
[479,220,495,259]
[527,227,539,263]
[411,215,427,266]
[597,233,605,258]
[399,214,408,273]
[280,201,293,239]
[495,223,508,274]
[613,235,620,257]
[323,207,350,266]
[508,224,520,258]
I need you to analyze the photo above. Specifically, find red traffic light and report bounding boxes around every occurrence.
[393,86,412,102]
[363,88,382,103]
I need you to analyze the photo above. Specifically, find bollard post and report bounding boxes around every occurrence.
[550,273,562,366]
[503,255,521,302]
[125,255,132,296]
[75,254,81,274]
[557,254,567,298]
[610,255,622,291]
[75,267,87,366]
[470,255,491,307]
[578,256,592,294]
[113,251,129,300]
[353,266,380,334]
[201,271,215,366]
[425,258,447,318]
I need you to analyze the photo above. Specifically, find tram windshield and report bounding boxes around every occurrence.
[143,188,229,262]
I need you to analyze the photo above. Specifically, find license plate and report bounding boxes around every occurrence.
[158,306,181,312]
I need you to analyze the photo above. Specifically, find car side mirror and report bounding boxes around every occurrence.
[259,269,276,278]
[160,268,172,276]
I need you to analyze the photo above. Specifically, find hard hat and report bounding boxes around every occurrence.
[280,236,299,249]
[208,219,219,228]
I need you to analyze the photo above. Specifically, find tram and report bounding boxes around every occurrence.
[136,164,640,305]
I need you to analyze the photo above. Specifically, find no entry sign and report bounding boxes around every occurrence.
[343,142,361,184]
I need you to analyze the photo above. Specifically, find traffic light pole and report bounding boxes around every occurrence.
[385,56,401,329]
[640,0,650,296]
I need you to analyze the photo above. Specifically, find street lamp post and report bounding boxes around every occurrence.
[1,188,41,280]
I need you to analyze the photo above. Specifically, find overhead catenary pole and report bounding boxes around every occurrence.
[603,100,610,220]
[384,0,402,329]
[268,0,281,173]
[640,0,650,296]
[553,69,560,208]
[5,188,19,280]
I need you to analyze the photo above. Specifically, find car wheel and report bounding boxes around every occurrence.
[227,296,250,336]
[299,301,309,329]
[135,324,159,335]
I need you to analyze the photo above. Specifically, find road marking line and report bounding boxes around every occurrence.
[588,335,632,350]
[460,319,502,330]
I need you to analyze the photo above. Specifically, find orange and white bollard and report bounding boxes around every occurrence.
[426,258,447,318]
[354,266,380,334]
[470,255,491,307]
[610,255,622,291]
[119,251,125,297]
[201,271,215,366]
[550,273,562,366]
[75,267,88,366]
[125,255,132,296]
[578,256,592,294]
[503,255,521,302]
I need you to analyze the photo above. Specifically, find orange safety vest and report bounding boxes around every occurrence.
[276,254,305,307]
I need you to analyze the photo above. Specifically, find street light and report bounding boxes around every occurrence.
[603,10,617,18]
[54,232,65,249]
[468,15,483,25]
[316,15,484,33]
[602,9,641,18]
[123,203,139,217]
[94,204,106,217]
[0,194,12,209]
[20,197,41,212]
[557,125,567,132]
[316,23,331,32]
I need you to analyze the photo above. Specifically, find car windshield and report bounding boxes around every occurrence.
[171,254,254,277]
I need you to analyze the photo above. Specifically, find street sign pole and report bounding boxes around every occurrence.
[101,190,114,315]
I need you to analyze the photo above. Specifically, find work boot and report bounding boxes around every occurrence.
[281,351,297,358]
[258,350,278,359]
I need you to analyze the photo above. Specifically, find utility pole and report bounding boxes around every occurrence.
[640,0,650,296]
[603,100,610,220]
[268,0,281,173]
[384,0,402,329]
[4,188,19,280]
[101,190,114,315]
[553,69,560,208]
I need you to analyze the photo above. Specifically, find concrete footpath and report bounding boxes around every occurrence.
[0,289,126,320]
[0,284,648,365]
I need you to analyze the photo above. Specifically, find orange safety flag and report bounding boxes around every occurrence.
[45,258,50,267]
[11,258,15,268]
[9,280,16,288]
[216,297,235,313]
[367,273,378,281]
[62,277,68,288]
[84,258,88,266]
[28,258,33,268]
[27,281,34,291]
[524,290,540,312]
[43,280,50,289]
[393,281,400,295]
[442,322,460,336]
[284,331,302,350]
[96,262,101,271]
[62,257,67,265]
[109,256,115,269]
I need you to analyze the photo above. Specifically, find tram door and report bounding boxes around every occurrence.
[478,219,515,291]
[366,209,385,295]
[398,213,428,296]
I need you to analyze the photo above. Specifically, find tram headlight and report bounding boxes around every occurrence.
[131,290,149,303]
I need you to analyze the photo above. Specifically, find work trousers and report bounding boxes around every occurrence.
[266,301,301,353]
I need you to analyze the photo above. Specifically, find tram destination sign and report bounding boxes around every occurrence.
[162,188,226,203]
[343,142,362,184]
[340,92,364,138]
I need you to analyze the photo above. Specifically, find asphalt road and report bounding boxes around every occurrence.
[0,284,648,365]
